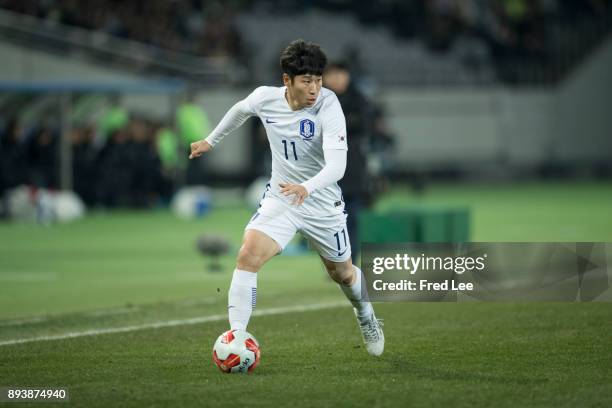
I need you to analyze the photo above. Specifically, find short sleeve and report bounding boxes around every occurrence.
[321,94,348,150]
[243,86,268,116]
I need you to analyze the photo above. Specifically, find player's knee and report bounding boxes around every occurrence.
[236,244,266,271]
[328,264,354,286]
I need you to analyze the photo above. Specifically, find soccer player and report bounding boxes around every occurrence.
[189,40,384,356]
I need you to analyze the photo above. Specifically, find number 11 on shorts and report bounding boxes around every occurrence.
[334,228,348,256]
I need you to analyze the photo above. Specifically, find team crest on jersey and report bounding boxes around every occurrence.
[299,119,315,141]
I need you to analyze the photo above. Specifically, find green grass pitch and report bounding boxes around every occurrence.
[1,182,611,407]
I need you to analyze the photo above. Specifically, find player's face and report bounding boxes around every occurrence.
[284,73,322,109]
[323,69,350,95]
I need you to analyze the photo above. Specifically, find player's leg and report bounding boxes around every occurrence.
[318,256,372,322]
[228,229,280,331]
[236,229,281,272]
[229,202,298,331]
[319,254,384,356]
[301,214,384,355]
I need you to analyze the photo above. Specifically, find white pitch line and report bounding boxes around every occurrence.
[0,316,48,327]
[85,307,139,317]
[0,301,347,347]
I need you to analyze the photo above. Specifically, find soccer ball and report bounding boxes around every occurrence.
[212,330,261,374]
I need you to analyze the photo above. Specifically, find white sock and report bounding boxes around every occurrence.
[228,269,258,331]
[339,265,374,324]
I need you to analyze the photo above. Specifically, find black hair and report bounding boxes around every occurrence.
[280,39,327,80]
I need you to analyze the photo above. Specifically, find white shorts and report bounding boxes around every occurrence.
[245,195,351,263]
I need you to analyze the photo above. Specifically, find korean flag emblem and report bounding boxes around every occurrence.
[299,119,315,141]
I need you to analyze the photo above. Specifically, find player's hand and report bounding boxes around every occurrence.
[279,183,309,205]
[189,140,212,159]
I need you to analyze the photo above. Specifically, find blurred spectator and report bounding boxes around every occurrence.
[92,115,169,208]
[1,0,610,85]
[95,127,133,207]
[0,0,246,60]
[324,62,376,262]
[154,123,180,203]
[99,99,129,140]
[0,118,26,189]
[126,117,163,207]
[0,118,27,218]
[71,126,97,206]
[177,91,212,185]
[26,125,59,189]
[425,0,462,52]
[0,110,176,211]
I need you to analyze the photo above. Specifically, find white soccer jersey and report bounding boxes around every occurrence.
[242,86,348,217]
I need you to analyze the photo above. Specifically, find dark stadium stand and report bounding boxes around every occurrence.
[0,0,610,85]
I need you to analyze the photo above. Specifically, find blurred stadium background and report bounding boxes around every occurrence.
[1,1,611,406]
[1,0,611,200]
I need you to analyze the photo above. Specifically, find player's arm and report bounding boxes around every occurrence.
[281,93,349,204]
[189,90,261,159]
[280,149,347,205]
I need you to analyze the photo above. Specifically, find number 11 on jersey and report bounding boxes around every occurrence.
[282,140,298,161]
